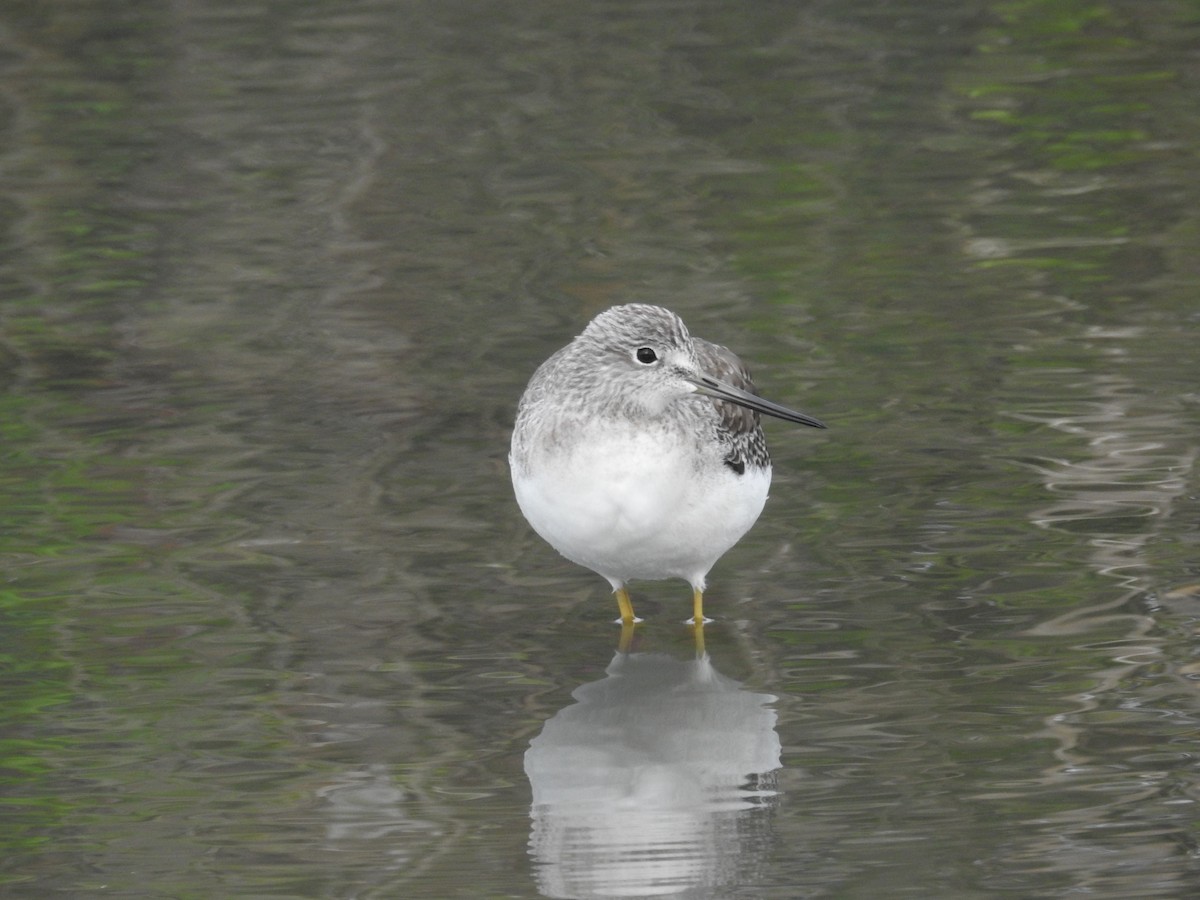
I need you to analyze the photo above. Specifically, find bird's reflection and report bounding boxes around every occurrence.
[525,627,781,899]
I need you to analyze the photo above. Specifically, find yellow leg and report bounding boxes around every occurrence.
[618,621,637,654]
[689,587,708,625]
[615,586,637,625]
[691,618,706,657]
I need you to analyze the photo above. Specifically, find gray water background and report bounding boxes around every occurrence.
[2,1,1199,897]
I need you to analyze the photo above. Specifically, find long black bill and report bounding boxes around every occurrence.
[690,375,827,429]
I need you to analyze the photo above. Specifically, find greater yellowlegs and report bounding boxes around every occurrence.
[510,304,825,625]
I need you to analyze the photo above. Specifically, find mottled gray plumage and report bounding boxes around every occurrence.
[691,337,769,475]
[509,303,824,625]
[511,304,774,479]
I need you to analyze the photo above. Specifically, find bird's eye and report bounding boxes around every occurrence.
[635,347,658,365]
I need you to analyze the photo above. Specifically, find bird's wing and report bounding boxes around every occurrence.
[692,338,761,435]
[692,338,769,472]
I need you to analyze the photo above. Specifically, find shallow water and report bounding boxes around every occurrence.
[2,1,1199,897]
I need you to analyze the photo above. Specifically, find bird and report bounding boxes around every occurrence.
[509,304,825,626]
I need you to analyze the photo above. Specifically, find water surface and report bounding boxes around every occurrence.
[2,1,1199,897]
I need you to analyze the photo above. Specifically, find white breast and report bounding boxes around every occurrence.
[510,420,770,590]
